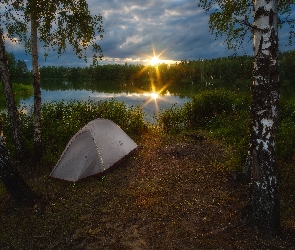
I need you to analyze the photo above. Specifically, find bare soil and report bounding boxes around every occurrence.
[1,131,295,249]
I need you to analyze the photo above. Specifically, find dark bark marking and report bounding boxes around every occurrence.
[252,148,261,180]
[255,6,269,21]
[258,35,264,53]
[269,9,274,26]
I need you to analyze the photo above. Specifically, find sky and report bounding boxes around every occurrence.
[3,0,295,69]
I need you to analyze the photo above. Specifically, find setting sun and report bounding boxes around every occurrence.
[150,56,160,65]
[150,92,159,99]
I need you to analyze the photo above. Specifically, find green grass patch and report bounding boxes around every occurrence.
[0,83,33,109]
[0,83,33,100]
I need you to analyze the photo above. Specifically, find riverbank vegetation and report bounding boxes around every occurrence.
[3,88,295,167]
[1,99,146,165]
[0,83,33,109]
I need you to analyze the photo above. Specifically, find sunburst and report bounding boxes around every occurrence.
[150,56,160,66]
[150,92,159,99]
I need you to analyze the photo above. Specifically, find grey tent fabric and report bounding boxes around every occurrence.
[50,118,137,181]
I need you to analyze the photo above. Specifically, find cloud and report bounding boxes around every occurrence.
[84,0,255,63]
[2,0,295,68]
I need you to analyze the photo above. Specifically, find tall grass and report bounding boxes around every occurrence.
[1,99,146,166]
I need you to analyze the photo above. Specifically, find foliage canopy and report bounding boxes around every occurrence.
[0,0,104,63]
[198,0,295,49]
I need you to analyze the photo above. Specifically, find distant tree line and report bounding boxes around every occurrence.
[6,52,30,80]
[40,56,254,83]
[38,51,295,85]
[5,50,295,85]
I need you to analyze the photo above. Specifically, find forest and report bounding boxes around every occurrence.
[8,50,295,87]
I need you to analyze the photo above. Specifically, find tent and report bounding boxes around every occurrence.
[50,118,137,182]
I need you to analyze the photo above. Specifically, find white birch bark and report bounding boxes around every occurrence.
[250,0,280,233]
[31,16,42,161]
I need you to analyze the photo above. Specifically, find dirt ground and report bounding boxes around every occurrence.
[1,132,295,249]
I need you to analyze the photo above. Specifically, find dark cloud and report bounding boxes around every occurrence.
[3,0,295,68]
[94,0,295,62]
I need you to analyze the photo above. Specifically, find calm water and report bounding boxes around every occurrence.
[20,88,190,123]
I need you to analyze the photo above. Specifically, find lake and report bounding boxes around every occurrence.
[19,83,190,123]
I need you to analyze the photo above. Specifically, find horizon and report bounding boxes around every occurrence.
[2,0,295,70]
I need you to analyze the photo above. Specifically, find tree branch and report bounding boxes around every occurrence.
[238,15,269,33]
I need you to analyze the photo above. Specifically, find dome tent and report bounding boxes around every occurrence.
[50,118,137,182]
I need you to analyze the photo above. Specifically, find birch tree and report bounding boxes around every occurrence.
[1,0,104,161]
[198,0,295,234]
[0,28,25,160]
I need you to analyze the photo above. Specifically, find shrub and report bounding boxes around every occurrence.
[157,89,251,168]
[157,104,186,133]
[185,89,236,128]
[158,89,251,133]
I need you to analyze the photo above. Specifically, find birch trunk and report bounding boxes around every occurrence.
[0,29,25,160]
[249,0,280,233]
[31,17,42,162]
[0,136,36,206]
